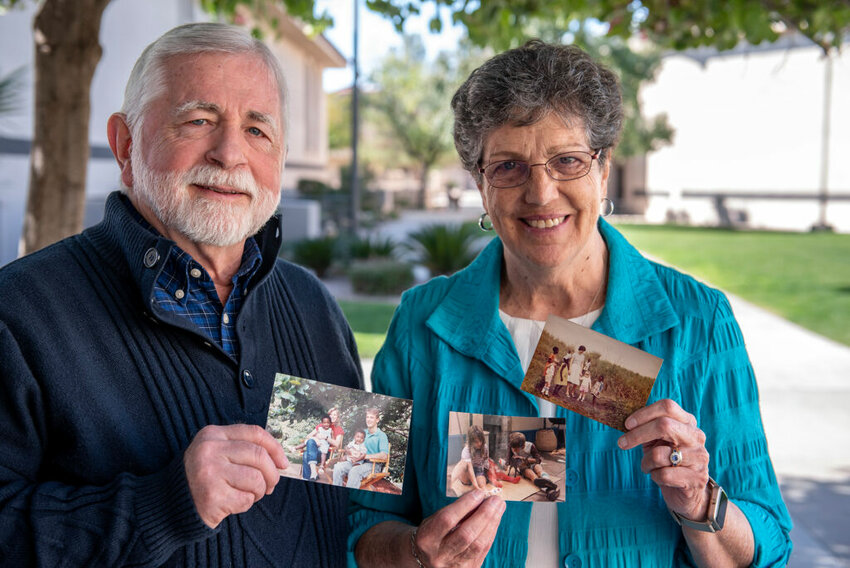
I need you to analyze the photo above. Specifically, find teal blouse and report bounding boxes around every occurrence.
[349,220,792,567]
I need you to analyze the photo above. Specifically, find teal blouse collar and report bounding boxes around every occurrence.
[425,218,680,382]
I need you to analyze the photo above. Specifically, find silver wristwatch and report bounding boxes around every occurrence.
[669,477,728,533]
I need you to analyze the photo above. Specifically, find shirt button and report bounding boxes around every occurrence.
[564,468,579,487]
[175,289,185,300]
[223,313,230,324]
[242,370,254,388]
[190,267,202,278]
[143,248,160,268]
[564,553,582,568]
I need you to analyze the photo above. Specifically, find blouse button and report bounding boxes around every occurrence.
[223,313,230,324]
[174,289,185,300]
[190,267,202,278]
[564,468,579,487]
[564,553,582,568]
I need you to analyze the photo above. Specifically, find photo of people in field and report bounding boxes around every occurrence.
[520,315,663,431]
[266,374,412,494]
[446,412,564,503]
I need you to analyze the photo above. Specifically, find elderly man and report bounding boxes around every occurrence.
[333,408,389,489]
[0,23,362,567]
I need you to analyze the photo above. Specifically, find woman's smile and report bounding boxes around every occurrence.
[522,215,569,229]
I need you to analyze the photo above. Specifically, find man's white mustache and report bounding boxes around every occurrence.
[184,166,260,198]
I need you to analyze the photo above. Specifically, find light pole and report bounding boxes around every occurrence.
[349,0,360,234]
[813,52,834,232]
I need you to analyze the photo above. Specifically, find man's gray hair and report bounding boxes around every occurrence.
[451,40,623,185]
[122,22,288,140]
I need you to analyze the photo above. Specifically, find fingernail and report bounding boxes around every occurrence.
[617,436,627,449]
[625,417,636,429]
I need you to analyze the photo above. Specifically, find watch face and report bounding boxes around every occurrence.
[712,486,729,530]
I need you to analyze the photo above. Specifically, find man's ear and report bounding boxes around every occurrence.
[107,113,134,189]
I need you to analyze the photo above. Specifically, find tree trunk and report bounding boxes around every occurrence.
[418,164,430,210]
[21,0,111,256]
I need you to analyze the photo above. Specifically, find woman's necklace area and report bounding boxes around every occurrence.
[579,249,608,328]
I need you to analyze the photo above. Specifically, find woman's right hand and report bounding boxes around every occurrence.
[413,490,505,567]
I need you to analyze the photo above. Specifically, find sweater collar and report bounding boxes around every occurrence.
[425,219,679,381]
[82,191,283,311]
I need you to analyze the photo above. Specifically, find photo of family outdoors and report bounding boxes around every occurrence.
[266,374,412,494]
[447,412,565,503]
[521,315,663,431]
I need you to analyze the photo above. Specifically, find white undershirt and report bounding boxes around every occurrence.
[498,307,603,568]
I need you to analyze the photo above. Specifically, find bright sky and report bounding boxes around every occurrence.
[316,0,465,93]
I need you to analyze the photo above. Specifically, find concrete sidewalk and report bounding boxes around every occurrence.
[325,255,850,566]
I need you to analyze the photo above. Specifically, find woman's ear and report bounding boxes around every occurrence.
[107,113,134,189]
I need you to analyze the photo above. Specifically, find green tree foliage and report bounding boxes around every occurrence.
[367,35,485,209]
[368,0,850,56]
[327,90,352,149]
[200,0,332,36]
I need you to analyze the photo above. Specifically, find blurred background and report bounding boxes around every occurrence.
[1,0,848,565]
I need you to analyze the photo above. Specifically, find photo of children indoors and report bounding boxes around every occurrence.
[446,412,564,503]
[450,425,502,491]
[506,432,559,501]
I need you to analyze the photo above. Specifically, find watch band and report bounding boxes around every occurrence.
[669,476,729,533]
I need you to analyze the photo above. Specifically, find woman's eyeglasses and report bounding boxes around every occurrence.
[479,150,600,189]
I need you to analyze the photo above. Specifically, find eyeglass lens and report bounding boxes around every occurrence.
[485,152,594,188]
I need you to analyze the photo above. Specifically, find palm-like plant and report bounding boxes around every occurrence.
[406,223,481,276]
[0,67,26,117]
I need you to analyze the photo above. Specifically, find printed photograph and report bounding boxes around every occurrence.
[446,412,565,503]
[520,315,663,431]
[266,373,412,495]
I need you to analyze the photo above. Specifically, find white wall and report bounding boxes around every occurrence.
[641,41,850,232]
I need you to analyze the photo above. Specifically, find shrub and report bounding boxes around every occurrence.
[297,178,330,200]
[348,259,414,296]
[349,234,397,260]
[291,236,337,278]
[406,223,481,276]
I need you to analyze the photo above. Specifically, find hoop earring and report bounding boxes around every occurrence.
[478,212,494,232]
[600,197,614,217]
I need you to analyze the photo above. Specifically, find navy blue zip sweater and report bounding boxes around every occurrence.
[0,192,363,567]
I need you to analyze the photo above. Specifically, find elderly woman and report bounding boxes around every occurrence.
[350,41,792,567]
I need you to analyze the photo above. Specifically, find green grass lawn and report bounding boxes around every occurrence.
[614,223,850,346]
[337,300,398,358]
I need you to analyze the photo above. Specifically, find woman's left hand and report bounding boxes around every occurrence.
[618,399,711,521]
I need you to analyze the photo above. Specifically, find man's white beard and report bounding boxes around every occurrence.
[130,144,281,247]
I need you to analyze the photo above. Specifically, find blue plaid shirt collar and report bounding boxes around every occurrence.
[128,203,263,358]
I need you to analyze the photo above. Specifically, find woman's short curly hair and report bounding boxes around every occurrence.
[451,40,623,185]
